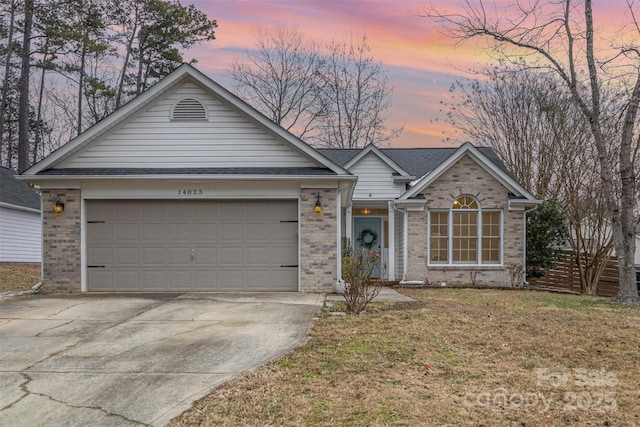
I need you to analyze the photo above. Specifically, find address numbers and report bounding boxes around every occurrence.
[178,189,204,196]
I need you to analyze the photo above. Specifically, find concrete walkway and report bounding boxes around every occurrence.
[0,293,323,426]
[326,286,416,302]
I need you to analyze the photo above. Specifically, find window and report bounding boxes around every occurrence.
[429,196,502,265]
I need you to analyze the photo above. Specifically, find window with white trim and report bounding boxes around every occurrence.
[429,195,502,265]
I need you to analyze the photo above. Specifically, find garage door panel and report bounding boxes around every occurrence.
[219,270,243,288]
[220,223,243,241]
[142,247,166,265]
[194,247,216,264]
[88,270,112,291]
[168,223,191,241]
[167,271,191,288]
[116,247,139,266]
[116,271,142,290]
[87,200,298,291]
[89,223,114,242]
[88,247,113,265]
[115,223,139,241]
[246,223,269,241]
[219,202,243,217]
[246,247,269,265]
[220,247,243,266]
[166,247,190,266]
[142,223,165,241]
[271,246,298,265]
[271,223,297,241]
[193,270,218,288]
[116,203,141,219]
[193,223,216,241]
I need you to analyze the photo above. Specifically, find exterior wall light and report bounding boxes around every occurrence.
[314,192,322,214]
[54,197,65,214]
[362,208,371,215]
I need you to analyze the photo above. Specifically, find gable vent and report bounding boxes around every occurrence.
[172,98,207,121]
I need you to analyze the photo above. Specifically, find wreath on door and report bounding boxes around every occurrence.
[357,228,378,249]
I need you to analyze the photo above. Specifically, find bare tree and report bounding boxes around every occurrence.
[313,35,402,149]
[230,24,326,140]
[230,29,402,148]
[426,0,640,303]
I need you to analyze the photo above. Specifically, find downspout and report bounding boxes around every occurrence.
[523,205,538,286]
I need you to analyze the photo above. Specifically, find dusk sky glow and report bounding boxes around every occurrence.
[187,0,633,148]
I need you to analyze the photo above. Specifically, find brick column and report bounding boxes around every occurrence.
[42,189,81,292]
[299,188,337,292]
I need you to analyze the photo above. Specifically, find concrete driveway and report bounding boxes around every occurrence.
[0,292,323,426]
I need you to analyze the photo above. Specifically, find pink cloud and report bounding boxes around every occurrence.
[188,0,634,148]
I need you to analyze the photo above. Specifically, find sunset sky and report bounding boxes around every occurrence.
[187,0,632,148]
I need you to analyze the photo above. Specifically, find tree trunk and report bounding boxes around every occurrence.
[582,0,638,303]
[77,33,87,136]
[614,72,640,302]
[0,0,16,166]
[34,48,49,164]
[17,0,33,173]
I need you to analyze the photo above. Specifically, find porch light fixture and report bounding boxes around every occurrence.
[362,208,371,215]
[314,192,322,214]
[53,197,64,214]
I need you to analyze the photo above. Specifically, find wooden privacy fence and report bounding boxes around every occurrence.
[528,250,620,297]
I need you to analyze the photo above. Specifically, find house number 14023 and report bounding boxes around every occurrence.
[178,189,203,195]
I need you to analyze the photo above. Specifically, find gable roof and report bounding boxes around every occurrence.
[343,144,411,177]
[0,167,40,211]
[318,145,510,179]
[22,64,351,179]
[399,142,537,202]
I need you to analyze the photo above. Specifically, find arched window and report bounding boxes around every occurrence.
[172,98,207,121]
[429,195,501,265]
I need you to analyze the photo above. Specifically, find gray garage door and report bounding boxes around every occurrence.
[86,200,298,292]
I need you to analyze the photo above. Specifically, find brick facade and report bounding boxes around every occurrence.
[405,155,525,287]
[299,188,338,292]
[42,189,82,292]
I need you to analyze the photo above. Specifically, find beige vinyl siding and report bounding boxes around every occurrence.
[62,82,317,169]
[350,153,405,200]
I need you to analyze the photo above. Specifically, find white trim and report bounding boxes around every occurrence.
[427,203,504,267]
[344,144,410,177]
[298,196,301,292]
[336,187,342,283]
[81,198,87,292]
[400,142,538,202]
[403,208,408,280]
[0,201,40,214]
[387,200,395,280]
[21,174,356,182]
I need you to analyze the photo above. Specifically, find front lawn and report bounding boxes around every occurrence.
[170,288,639,426]
[0,262,40,293]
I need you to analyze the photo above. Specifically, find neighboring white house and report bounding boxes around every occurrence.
[20,64,540,293]
[0,166,42,262]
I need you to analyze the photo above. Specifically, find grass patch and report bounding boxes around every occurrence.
[170,288,640,427]
[0,262,40,293]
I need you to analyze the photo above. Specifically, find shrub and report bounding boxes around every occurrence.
[341,248,381,313]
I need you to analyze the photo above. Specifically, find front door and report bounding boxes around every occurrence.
[353,216,383,278]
